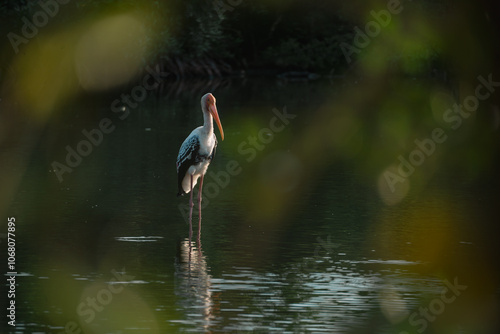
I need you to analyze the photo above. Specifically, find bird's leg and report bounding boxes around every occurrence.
[188,174,194,243]
[197,174,204,246]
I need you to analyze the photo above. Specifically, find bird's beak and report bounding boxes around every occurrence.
[209,103,224,141]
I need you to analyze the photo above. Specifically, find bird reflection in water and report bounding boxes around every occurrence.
[174,238,217,332]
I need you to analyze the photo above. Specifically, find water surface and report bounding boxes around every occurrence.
[6,77,499,333]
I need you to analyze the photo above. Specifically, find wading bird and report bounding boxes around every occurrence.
[176,93,224,238]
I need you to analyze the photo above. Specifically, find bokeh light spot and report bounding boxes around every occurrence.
[75,14,148,91]
[377,164,410,205]
[430,89,455,124]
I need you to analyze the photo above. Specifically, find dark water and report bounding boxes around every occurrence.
[4,77,500,333]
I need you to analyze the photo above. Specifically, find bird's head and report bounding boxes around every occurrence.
[202,93,224,141]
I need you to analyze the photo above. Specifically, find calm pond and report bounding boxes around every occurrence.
[6,76,499,333]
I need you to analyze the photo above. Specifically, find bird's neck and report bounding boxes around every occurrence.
[203,111,213,134]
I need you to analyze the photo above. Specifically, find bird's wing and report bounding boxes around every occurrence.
[176,135,201,173]
[176,134,201,196]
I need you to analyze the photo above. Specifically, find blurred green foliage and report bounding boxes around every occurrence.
[0,0,353,72]
[3,0,489,76]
